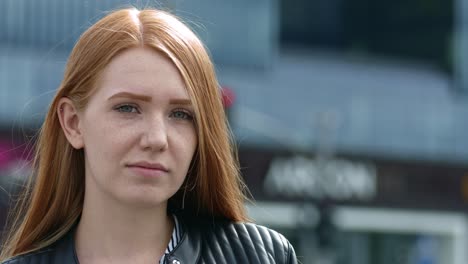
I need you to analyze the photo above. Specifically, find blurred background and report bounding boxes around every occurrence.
[0,0,467,263]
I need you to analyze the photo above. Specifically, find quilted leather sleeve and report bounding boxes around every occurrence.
[1,248,55,264]
[0,230,77,264]
[198,221,298,264]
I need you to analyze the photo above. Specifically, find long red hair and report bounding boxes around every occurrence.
[1,8,248,260]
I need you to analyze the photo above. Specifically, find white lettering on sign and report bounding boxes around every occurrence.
[263,156,377,201]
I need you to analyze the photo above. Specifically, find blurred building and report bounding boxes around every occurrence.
[1,0,468,263]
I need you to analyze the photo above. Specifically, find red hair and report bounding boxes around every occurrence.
[1,8,248,260]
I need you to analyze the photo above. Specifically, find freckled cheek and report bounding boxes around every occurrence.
[172,125,197,144]
[85,122,139,158]
[173,127,197,159]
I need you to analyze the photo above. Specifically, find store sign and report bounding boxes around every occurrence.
[263,156,377,201]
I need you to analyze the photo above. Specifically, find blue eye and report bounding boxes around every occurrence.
[115,104,139,113]
[171,109,193,120]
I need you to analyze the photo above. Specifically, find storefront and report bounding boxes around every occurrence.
[239,147,468,264]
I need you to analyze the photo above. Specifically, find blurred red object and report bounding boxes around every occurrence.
[0,141,14,169]
[0,140,32,170]
[221,86,235,109]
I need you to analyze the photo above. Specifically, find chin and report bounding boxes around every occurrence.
[117,190,172,209]
[121,196,168,209]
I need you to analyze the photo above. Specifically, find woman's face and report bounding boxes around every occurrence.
[77,47,197,208]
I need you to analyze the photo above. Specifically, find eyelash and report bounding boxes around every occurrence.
[170,108,194,121]
[114,104,140,114]
[114,104,194,121]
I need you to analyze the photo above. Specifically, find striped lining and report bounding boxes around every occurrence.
[159,215,183,264]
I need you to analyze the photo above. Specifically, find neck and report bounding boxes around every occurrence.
[74,193,173,264]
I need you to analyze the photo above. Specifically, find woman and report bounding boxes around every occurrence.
[0,7,297,264]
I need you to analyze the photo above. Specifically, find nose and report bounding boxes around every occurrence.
[139,115,168,152]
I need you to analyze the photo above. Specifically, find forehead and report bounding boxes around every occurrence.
[94,47,190,99]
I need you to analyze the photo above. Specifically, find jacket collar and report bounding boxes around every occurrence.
[55,227,80,263]
[165,220,201,263]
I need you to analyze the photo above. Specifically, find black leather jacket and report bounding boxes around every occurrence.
[2,218,297,264]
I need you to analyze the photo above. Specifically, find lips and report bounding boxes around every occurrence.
[127,162,169,177]
[128,161,168,171]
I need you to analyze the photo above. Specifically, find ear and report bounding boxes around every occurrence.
[57,97,84,149]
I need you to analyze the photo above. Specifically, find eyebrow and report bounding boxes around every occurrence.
[107,92,192,105]
[108,92,151,102]
[169,99,192,105]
